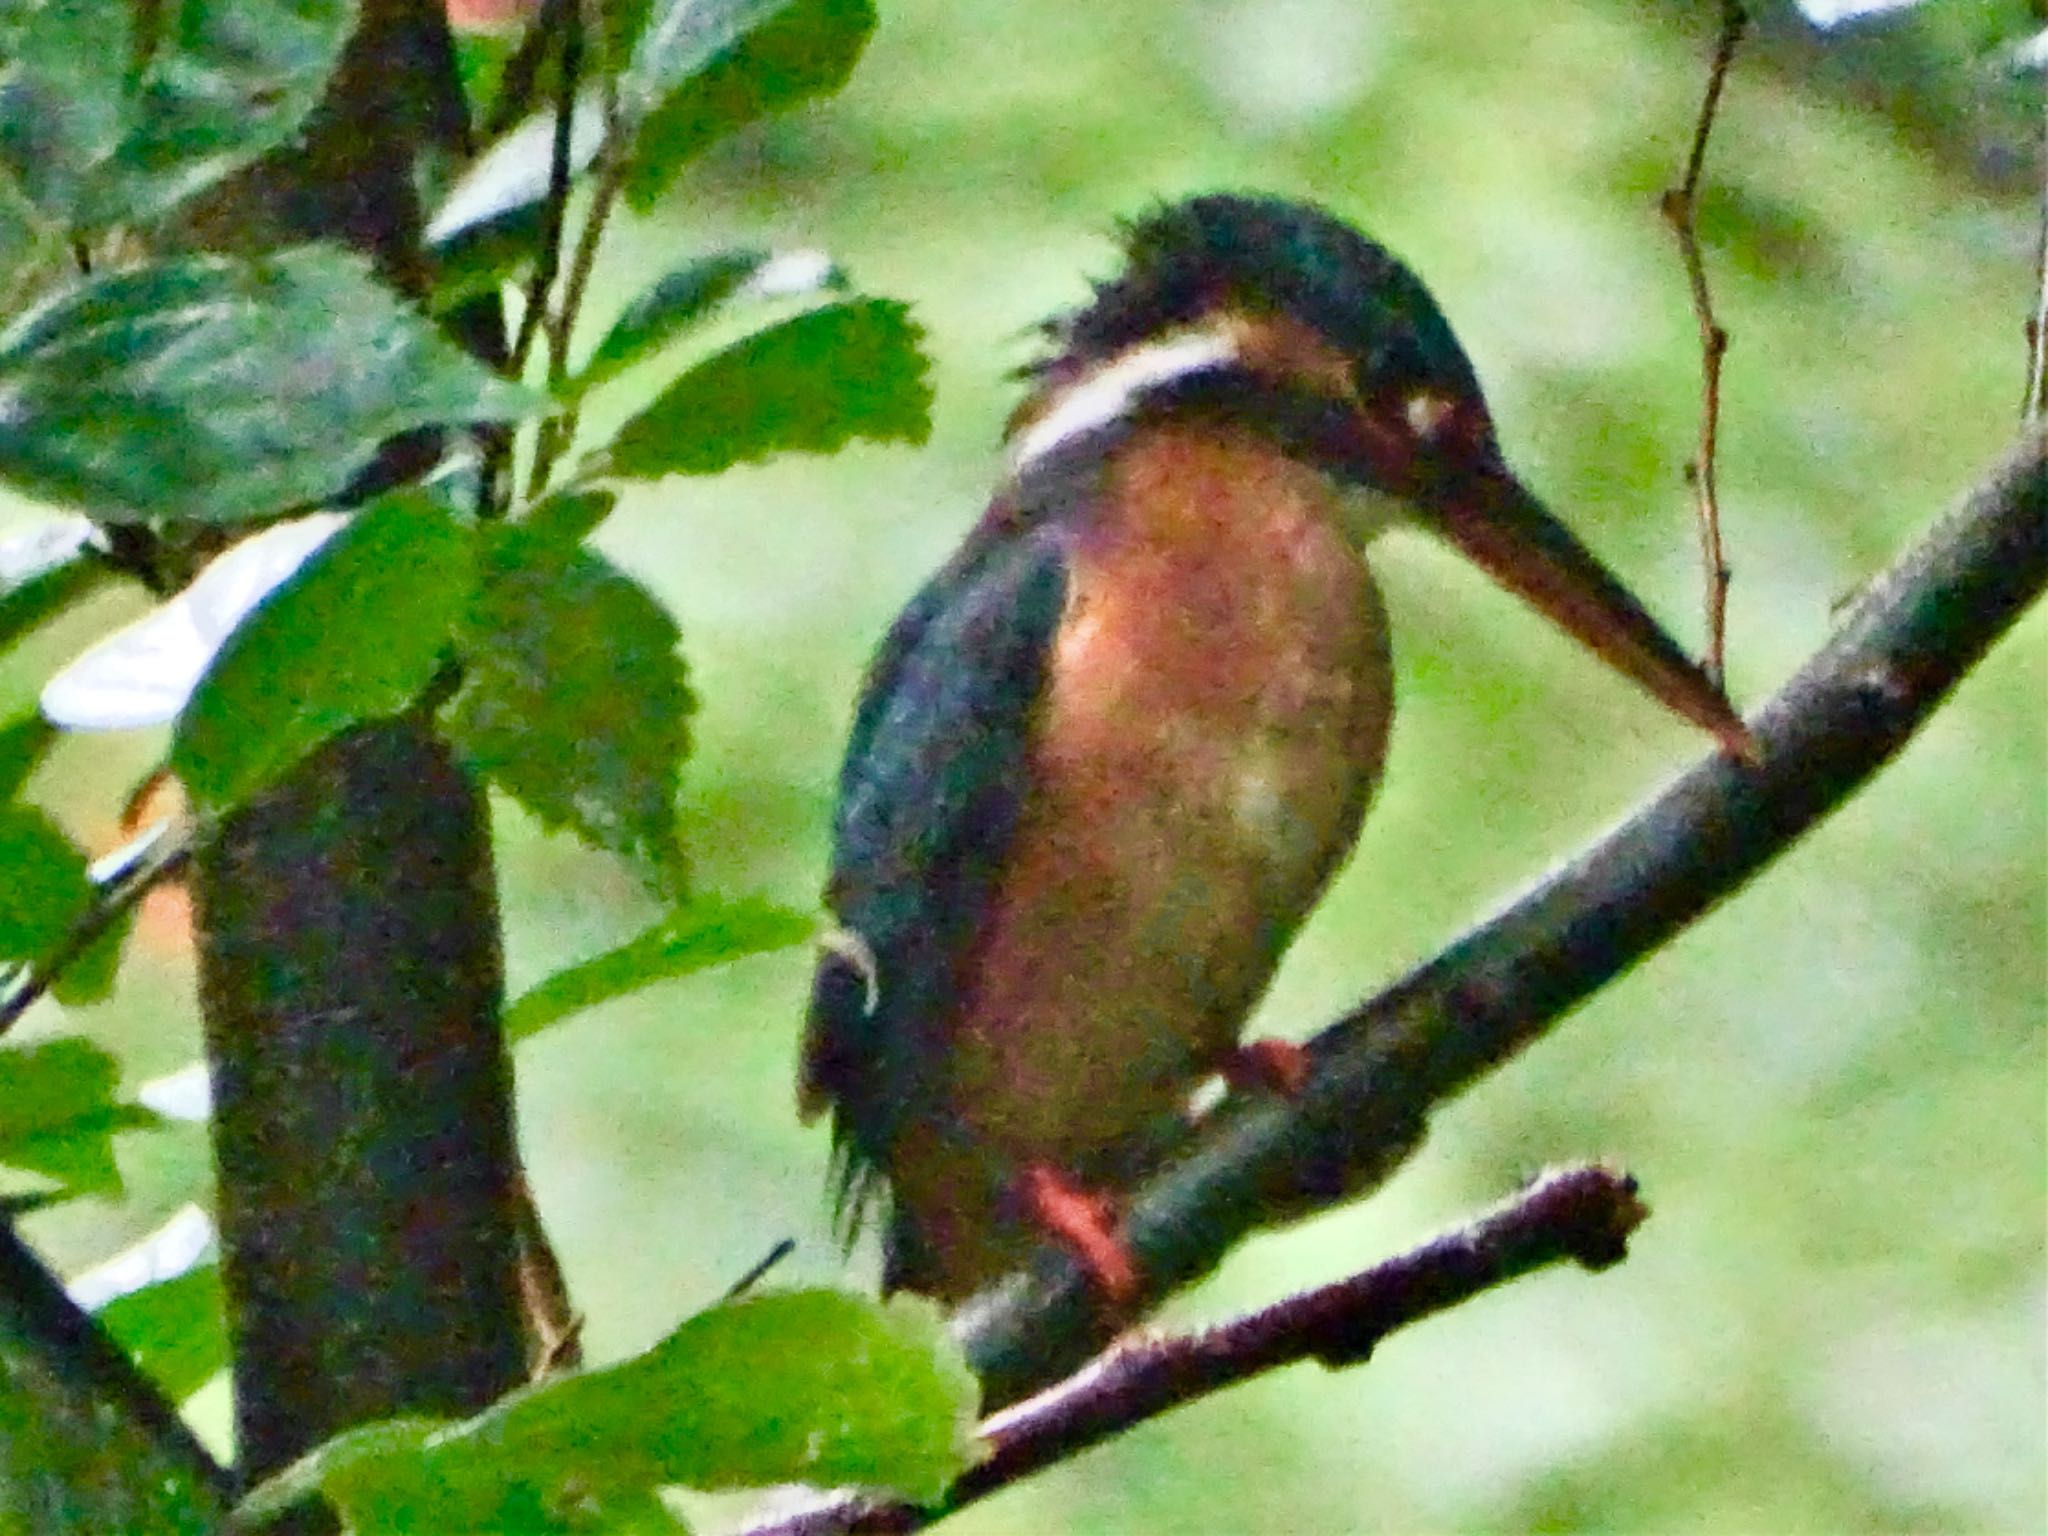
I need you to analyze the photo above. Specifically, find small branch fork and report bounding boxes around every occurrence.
[1660,0,1748,688]
[756,1166,1648,1536]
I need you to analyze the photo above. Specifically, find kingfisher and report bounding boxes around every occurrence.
[800,193,1751,1304]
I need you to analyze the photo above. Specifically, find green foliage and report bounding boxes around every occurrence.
[0,804,89,962]
[0,518,104,649]
[0,174,35,276]
[0,248,533,523]
[624,0,877,207]
[520,486,619,547]
[605,299,931,478]
[429,0,873,248]
[0,748,131,1001]
[507,896,814,1041]
[447,523,693,886]
[429,209,543,312]
[427,99,604,251]
[172,493,476,815]
[46,907,134,1008]
[572,249,847,398]
[0,711,52,799]
[0,1038,157,1200]
[0,0,356,237]
[96,1264,229,1406]
[0,0,955,1523]
[237,1289,979,1533]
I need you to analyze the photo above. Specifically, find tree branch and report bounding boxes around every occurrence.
[757,1165,1647,1536]
[954,427,2047,1409]
[0,1219,233,1530]
[176,0,534,1495]
[196,718,528,1487]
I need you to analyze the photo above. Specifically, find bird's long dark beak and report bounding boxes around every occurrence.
[1426,463,1756,761]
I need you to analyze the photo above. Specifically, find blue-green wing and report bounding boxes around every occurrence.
[801,517,1070,1237]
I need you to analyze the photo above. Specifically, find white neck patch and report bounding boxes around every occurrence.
[1007,327,1241,475]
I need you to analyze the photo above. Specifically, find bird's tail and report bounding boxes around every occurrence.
[879,1203,942,1298]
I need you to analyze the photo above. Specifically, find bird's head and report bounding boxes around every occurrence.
[1013,192,1753,758]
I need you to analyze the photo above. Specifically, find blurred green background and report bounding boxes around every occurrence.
[6,0,2045,1530]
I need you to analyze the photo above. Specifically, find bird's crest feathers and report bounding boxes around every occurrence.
[1035,193,1484,414]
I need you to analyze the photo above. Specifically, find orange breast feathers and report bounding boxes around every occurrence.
[940,425,1395,1168]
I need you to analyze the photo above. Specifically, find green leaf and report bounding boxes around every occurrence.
[447,527,691,886]
[97,1263,228,1405]
[0,518,107,651]
[0,784,131,1005]
[600,0,661,64]
[71,1205,225,1404]
[427,0,872,243]
[235,1416,455,1532]
[425,96,603,250]
[0,248,535,524]
[0,1,130,229]
[49,905,135,1008]
[0,712,54,801]
[453,22,521,118]
[625,0,876,208]
[570,248,846,399]
[172,493,475,816]
[506,896,812,1042]
[629,0,797,105]
[0,1038,157,1199]
[640,1291,978,1498]
[0,166,49,277]
[0,805,89,962]
[427,206,540,314]
[0,0,355,232]
[604,299,930,479]
[520,486,617,547]
[239,1289,979,1532]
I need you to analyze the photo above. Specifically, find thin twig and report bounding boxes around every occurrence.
[2025,80,2047,420]
[508,0,583,380]
[547,0,624,388]
[750,1166,1648,1536]
[1660,0,1747,688]
[0,820,191,1039]
[526,0,631,497]
[949,428,2046,1410]
[724,1238,799,1301]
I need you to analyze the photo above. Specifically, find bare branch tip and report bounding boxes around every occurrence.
[1528,1164,1650,1272]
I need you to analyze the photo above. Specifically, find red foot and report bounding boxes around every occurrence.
[1223,1037,1311,1098]
[1017,1164,1139,1304]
